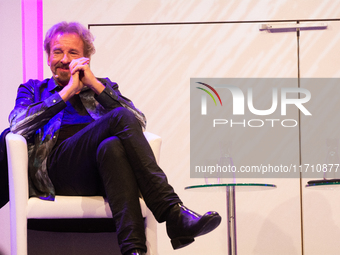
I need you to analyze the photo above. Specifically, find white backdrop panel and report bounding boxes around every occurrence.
[38,0,340,254]
[300,21,340,255]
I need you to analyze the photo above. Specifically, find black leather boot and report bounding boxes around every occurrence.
[123,249,146,255]
[166,203,221,249]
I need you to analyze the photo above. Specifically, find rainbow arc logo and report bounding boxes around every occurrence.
[196,82,222,115]
[196,82,222,106]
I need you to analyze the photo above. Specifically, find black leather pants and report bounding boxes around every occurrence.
[47,107,182,254]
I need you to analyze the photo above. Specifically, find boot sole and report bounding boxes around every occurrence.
[171,236,195,249]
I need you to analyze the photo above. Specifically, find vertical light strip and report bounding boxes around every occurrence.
[201,94,207,115]
[21,0,43,83]
[21,0,26,83]
[36,0,43,80]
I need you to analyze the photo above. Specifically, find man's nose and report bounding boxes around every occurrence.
[61,53,70,63]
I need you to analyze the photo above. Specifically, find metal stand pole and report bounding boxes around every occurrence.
[227,186,237,255]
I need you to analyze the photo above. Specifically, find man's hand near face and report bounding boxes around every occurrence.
[59,57,105,102]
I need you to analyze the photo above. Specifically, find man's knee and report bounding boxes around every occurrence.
[96,136,124,161]
[110,107,136,121]
[108,107,142,130]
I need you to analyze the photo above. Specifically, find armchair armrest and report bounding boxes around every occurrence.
[6,133,29,204]
[143,131,162,164]
[6,133,29,255]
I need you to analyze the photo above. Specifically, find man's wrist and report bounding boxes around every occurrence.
[88,78,105,95]
[59,85,77,102]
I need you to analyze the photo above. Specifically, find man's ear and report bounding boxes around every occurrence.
[46,53,51,66]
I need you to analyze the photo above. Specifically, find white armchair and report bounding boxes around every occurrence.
[6,132,160,255]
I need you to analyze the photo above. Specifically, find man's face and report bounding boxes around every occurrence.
[47,33,85,86]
